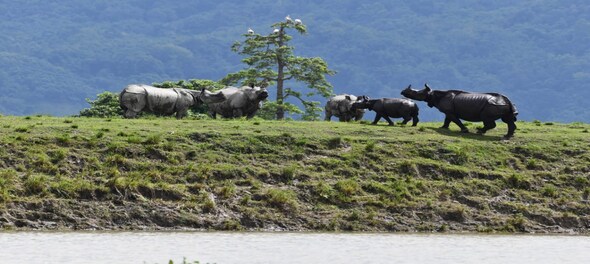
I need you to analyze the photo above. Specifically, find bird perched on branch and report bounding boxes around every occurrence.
[294,18,302,25]
[285,15,292,23]
[247,28,254,34]
[273,28,280,34]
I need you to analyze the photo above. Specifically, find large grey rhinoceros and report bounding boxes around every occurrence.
[324,94,367,122]
[401,84,518,138]
[119,84,225,119]
[208,86,269,119]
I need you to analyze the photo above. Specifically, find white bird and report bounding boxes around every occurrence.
[294,18,302,25]
[247,28,254,34]
[285,15,292,22]
[273,28,280,34]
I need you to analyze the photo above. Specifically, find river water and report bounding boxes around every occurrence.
[0,232,588,264]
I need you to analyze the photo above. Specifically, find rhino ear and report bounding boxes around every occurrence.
[424,83,431,91]
[345,95,351,101]
[407,84,411,89]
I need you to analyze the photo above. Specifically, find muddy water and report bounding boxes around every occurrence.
[0,232,588,264]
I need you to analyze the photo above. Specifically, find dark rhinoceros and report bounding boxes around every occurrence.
[401,84,518,138]
[208,86,269,119]
[119,84,225,119]
[351,96,419,126]
[324,94,367,122]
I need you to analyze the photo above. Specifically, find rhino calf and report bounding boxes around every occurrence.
[351,96,419,126]
[119,84,225,119]
[208,86,269,119]
[324,94,367,122]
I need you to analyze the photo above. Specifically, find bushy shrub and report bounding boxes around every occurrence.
[79,91,122,117]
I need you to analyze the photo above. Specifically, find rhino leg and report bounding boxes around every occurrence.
[477,120,496,135]
[176,109,188,119]
[124,110,139,118]
[325,110,332,121]
[246,112,256,119]
[343,114,353,122]
[371,114,382,125]
[440,117,451,129]
[383,115,395,126]
[208,110,217,119]
[447,114,469,133]
[502,116,517,139]
[354,112,364,121]
[411,114,419,127]
[401,116,411,125]
[233,109,244,118]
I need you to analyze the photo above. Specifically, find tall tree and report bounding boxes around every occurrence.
[222,17,336,120]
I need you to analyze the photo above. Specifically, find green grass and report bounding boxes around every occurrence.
[0,116,589,233]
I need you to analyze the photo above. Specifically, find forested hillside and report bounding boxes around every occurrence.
[1,0,589,121]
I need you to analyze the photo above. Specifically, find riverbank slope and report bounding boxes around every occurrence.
[1,116,589,233]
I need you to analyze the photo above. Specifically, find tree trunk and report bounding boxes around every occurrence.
[275,26,285,120]
[276,65,285,120]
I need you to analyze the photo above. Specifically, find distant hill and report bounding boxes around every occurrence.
[1,0,589,121]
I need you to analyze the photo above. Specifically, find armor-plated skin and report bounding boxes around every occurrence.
[324,94,366,122]
[351,97,419,126]
[119,84,225,119]
[208,86,269,119]
[401,84,518,138]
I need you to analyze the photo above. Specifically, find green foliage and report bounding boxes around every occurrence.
[541,184,558,198]
[152,79,224,91]
[0,169,18,202]
[79,92,122,118]
[222,18,335,119]
[24,174,50,196]
[256,101,303,120]
[265,188,298,210]
[301,101,323,121]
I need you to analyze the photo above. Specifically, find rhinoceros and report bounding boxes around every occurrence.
[119,84,225,119]
[324,94,367,122]
[351,96,419,126]
[208,86,269,119]
[401,84,518,138]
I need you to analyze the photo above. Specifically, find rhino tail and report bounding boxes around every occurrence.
[503,95,518,121]
[119,90,128,111]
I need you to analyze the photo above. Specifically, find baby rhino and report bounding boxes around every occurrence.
[351,96,419,126]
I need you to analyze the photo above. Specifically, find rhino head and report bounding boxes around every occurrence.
[245,86,269,101]
[350,95,371,111]
[401,84,430,101]
[193,88,226,104]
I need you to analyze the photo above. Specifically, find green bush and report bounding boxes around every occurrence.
[0,169,18,202]
[24,174,50,196]
[265,188,298,210]
[79,91,122,118]
[541,184,558,197]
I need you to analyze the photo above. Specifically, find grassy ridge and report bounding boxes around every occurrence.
[0,116,589,232]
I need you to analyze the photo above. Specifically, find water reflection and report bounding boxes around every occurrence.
[0,232,588,264]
